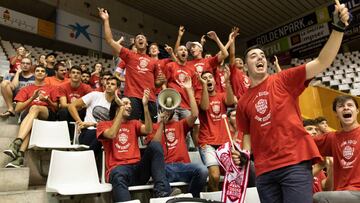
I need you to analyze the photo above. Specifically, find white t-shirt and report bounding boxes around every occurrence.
[82,91,111,129]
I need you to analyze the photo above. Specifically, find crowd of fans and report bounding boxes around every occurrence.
[0,2,359,203]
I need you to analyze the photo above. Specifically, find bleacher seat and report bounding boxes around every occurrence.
[350,89,360,96]
[28,119,88,150]
[338,84,350,91]
[341,78,352,84]
[200,191,221,201]
[333,75,344,80]
[46,150,112,195]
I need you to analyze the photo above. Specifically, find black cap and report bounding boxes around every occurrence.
[46,52,57,58]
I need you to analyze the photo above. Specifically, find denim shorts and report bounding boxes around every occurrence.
[199,144,220,167]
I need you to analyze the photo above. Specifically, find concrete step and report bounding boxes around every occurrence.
[0,121,19,137]
[0,186,57,203]
[0,167,29,192]
[0,147,13,168]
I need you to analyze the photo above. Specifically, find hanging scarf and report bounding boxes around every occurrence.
[216,142,250,203]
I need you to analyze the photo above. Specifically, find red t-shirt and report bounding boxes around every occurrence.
[214,67,226,93]
[165,61,198,109]
[90,74,101,89]
[57,82,92,103]
[9,56,21,73]
[44,76,69,87]
[154,58,173,95]
[188,56,219,75]
[313,170,326,193]
[230,65,250,99]
[198,92,230,146]
[96,120,143,181]
[146,119,191,164]
[119,48,159,102]
[14,84,57,107]
[236,65,322,177]
[314,127,360,191]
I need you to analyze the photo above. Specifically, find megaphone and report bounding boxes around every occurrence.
[158,88,181,111]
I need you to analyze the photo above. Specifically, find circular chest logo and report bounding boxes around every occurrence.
[166,131,176,143]
[343,145,354,160]
[255,99,268,115]
[118,133,128,145]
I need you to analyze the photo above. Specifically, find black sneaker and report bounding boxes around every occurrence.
[3,139,22,159]
[5,156,24,168]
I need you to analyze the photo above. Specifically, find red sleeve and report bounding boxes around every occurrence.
[118,47,131,64]
[118,60,126,69]
[144,123,159,144]
[236,100,250,134]
[164,63,172,81]
[208,56,220,72]
[134,120,143,136]
[277,64,306,97]
[49,86,58,102]
[96,121,113,141]
[84,84,93,94]
[313,132,334,157]
[14,87,29,102]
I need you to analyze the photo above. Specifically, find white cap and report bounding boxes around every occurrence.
[185,41,203,51]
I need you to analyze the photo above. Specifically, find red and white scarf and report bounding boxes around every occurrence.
[216,142,250,203]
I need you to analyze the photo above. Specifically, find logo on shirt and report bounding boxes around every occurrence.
[92,106,110,122]
[165,128,178,150]
[175,70,188,87]
[244,76,250,88]
[210,100,222,121]
[194,63,204,74]
[340,139,357,169]
[115,128,131,152]
[137,57,150,73]
[253,91,271,127]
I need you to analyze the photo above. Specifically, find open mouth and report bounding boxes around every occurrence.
[256,62,264,68]
[343,113,352,118]
[181,53,186,58]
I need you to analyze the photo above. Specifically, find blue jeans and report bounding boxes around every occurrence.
[256,161,313,203]
[109,141,171,202]
[165,162,208,197]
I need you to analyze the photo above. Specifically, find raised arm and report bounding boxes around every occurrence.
[224,65,235,106]
[198,74,209,111]
[305,2,349,79]
[98,8,122,56]
[274,56,282,73]
[207,31,229,63]
[11,68,22,87]
[175,25,185,51]
[183,77,198,127]
[102,106,125,139]
[140,89,153,134]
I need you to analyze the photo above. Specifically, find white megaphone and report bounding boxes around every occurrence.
[158,88,181,111]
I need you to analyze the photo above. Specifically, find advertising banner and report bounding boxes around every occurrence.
[0,7,38,34]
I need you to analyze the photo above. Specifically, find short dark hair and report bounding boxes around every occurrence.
[107,76,120,87]
[244,45,264,62]
[34,65,46,71]
[81,70,90,76]
[303,119,317,127]
[101,70,113,78]
[54,62,65,71]
[201,71,213,78]
[332,95,359,112]
[70,65,82,73]
[314,116,327,124]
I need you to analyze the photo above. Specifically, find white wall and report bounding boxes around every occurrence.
[39,0,204,49]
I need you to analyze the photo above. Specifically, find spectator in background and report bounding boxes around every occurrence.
[44,52,57,77]
[95,71,112,92]
[303,119,320,137]
[9,46,30,75]
[99,8,160,123]
[90,63,103,89]
[81,70,91,85]
[0,57,35,118]
[80,63,89,73]
[36,54,47,67]
[313,95,359,203]
[315,116,332,134]
[3,65,58,168]
[44,62,69,86]
[57,65,92,139]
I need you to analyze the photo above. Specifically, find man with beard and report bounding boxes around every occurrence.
[44,62,69,86]
[232,3,350,202]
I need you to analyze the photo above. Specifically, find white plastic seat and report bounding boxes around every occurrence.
[149,193,193,203]
[200,191,221,201]
[29,119,88,150]
[244,187,261,203]
[329,80,340,87]
[117,200,141,203]
[341,78,353,84]
[46,150,112,195]
[350,89,360,96]
[338,84,350,91]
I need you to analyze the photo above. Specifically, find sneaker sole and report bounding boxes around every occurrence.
[3,150,17,159]
[5,163,23,168]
